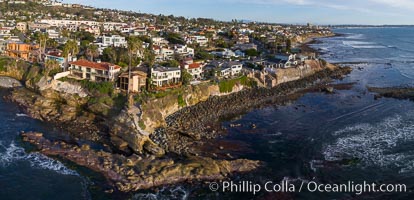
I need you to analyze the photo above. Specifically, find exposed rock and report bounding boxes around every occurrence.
[0,76,22,88]
[368,86,414,101]
[22,132,261,193]
[110,108,164,156]
[151,66,352,155]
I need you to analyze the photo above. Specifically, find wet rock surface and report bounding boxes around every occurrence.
[151,67,352,155]
[22,132,261,192]
[368,86,414,101]
[7,87,103,141]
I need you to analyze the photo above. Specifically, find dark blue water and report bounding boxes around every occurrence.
[3,27,414,200]
[0,89,91,200]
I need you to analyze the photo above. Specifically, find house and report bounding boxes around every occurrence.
[220,61,243,77]
[118,68,147,93]
[45,51,66,69]
[151,66,181,87]
[28,22,51,32]
[69,59,121,82]
[16,22,27,32]
[154,47,174,61]
[188,35,208,46]
[6,42,39,62]
[180,57,203,80]
[211,48,236,58]
[174,45,194,57]
[236,35,249,44]
[275,54,299,68]
[233,43,258,51]
[152,37,169,46]
[102,35,127,48]
[133,27,148,36]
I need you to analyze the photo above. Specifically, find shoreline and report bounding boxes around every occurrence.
[11,63,352,193]
[10,61,352,193]
[152,66,352,156]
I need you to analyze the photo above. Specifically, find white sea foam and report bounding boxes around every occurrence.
[342,41,386,49]
[132,186,189,200]
[16,113,28,117]
[353,45,387,49]
[0,141,78,176]
[343,41,374,46]
[323,114,414,173]
[345,34,365,40]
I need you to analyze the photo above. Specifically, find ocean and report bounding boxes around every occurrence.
[2,27,414,199]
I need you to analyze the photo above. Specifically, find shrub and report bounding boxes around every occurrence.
[81,80,114,95]
[177,94,186,107]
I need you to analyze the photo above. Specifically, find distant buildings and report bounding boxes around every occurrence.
[101,35,127,48]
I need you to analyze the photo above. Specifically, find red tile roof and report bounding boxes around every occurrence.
[188,63,201,69]
[70,59,121,71]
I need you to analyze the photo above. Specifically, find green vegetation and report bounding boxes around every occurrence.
[138,120,146,130]
[219,76,257,93]
[181,70,192,86]
[177,94,186,107]
[80,80,114,95]
[244,48,260,57]
[165,32,185,45]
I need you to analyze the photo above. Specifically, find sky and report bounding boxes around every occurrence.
[61,0,414,25]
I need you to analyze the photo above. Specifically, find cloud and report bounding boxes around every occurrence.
[369,0,414,10]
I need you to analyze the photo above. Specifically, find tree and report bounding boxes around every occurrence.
[181,70,192,86]
[244,48,260,57]
[63,40,79,71]
[37,33,48,62]
[286,39,292,52]
[44,59,60,76]
[102,47,117,63]
[85,44,99,61]
[47,38,58,49]
[127,36,143,95]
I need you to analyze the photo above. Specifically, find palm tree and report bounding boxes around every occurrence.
[63,40,79,71]
[37,33,48,62]
[85,44,99,62]
[127,36,143,95]
[44,59,60,77]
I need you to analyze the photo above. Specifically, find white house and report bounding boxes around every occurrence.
[69,59,121,82]
[151,66,181,87]
[102,35,127,48]
[152,37,169,46]
[174,45,194,57]
[211,49,236,59]
[188,35,208,46]
[220,61,243,77]
[180,58,203,80]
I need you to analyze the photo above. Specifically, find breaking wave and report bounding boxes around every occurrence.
[132,186,189,200]
[0,141,78,176]
[323,114,414,173]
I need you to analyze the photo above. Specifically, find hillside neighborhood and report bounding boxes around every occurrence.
[0,0,333,94]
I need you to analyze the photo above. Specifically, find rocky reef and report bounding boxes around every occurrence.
[151,66,352,155]
[0,56,351,193]
[22,132,260,192]
[368,86,414,101]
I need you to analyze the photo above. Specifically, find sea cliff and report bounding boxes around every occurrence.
[0,56,351,192]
